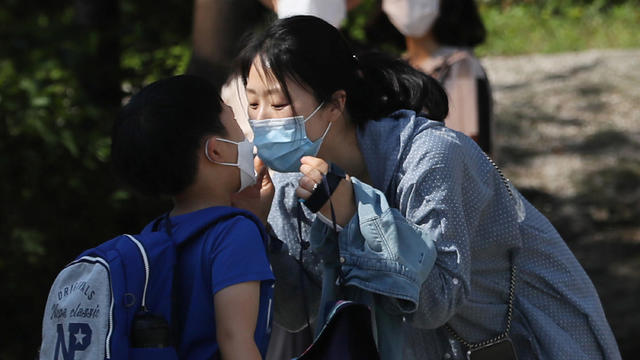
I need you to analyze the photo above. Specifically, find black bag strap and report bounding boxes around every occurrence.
[445,254,516,350]
[445,154,517,350]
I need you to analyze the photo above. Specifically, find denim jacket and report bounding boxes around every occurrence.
[308,176,437,359]
[266,110,621,360]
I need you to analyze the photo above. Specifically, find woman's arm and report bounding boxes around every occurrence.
[214,281,263,360]
[295,129,498,329]
[394,129,521,328]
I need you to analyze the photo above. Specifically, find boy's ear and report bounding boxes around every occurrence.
[203,137,225,163]
[327,90,346,122]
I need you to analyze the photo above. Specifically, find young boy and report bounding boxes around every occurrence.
[111,75,275,359]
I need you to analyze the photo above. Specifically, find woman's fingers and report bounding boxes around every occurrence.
[255,156,267,176]
[299,156,329,184]
[296,156,331,200]
[300,156,329,175]
[299,175,318,192]
[295,186,312,200]
[295,173,317,200]
[299,164,325,183]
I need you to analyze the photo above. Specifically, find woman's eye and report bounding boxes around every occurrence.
[248,103,258,109]
[272,104,287,110]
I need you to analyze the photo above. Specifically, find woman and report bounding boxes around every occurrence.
[382,0,494,154]
[237,15,621,360]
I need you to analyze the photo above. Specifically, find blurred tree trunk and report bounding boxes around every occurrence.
[74,0,121,115]
[188,0,271,89]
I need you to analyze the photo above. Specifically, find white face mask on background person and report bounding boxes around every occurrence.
[276,0,347,28]
[382,0,440,37]
[204,137,257,191]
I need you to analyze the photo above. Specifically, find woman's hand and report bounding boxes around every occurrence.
[231,157,275,226]
[296,156,356,227]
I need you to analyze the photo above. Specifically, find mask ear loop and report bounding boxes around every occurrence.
[303,101,325,123]
[318,122,332,141]
[204,137,241,166]
[204,138,214,162]
[305,101,332,145]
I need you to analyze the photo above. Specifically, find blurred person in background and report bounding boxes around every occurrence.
[188,0,363,139]
[382,0,494,155]
[258,0,363,28]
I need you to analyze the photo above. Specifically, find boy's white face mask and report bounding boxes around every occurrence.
[205,137,257,192]
[382,0,440,37]
[276,0,347,28]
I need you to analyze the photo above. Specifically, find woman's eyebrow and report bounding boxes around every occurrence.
[245,87,282,95]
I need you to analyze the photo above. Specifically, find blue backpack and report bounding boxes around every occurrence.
[40,229,179,360]
[39,210,254,359]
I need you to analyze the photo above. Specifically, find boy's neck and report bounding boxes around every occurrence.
[170,184,231,217]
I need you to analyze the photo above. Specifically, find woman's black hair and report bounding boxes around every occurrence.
[236,15,448,125]
[432,0,486,47]
[111,75,225,197]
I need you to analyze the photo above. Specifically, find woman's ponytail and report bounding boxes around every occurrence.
[347,50,448,125]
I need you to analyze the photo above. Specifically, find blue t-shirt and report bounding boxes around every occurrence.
[155,206,274,358]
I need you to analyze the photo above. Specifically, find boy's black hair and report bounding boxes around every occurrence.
[111,75,225,197]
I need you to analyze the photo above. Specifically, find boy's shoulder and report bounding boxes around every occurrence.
[200,213,265,246]
[155,206,266,247]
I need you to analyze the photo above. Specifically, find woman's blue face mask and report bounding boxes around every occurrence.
[249,102,330,173]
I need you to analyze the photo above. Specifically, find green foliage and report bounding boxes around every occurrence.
[343,0,380,42]
[0,1,182,358]
[342,0,640,56]
[477,0,640,55]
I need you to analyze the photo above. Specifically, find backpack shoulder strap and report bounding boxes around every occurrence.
[433,50,472,83]
[166,209,269,249]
